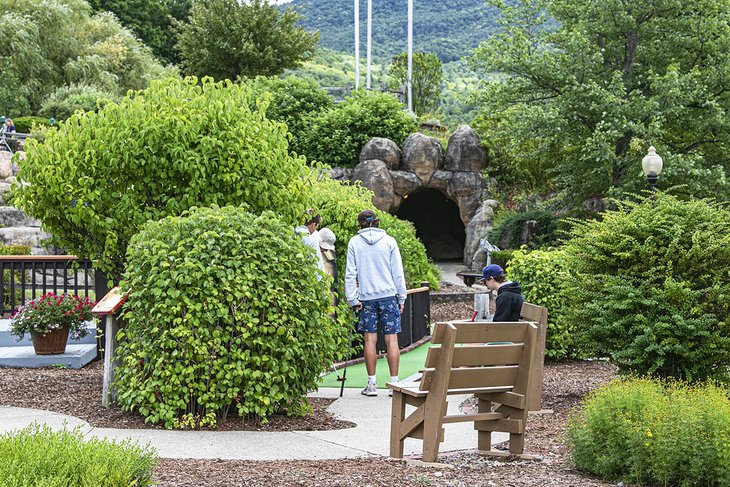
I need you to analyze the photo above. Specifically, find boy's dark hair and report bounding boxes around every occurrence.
[304,208,321,226]
[357,209,380,229]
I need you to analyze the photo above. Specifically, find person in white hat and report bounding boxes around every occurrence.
[318,227,337,287]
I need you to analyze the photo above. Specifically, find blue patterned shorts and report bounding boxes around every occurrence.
[358,297,401,335]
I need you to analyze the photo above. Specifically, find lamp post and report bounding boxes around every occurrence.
[642,146,663,197]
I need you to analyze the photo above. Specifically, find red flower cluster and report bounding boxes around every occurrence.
[9,293,97,340]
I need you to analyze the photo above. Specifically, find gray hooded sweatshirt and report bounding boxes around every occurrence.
[345,227,407,307]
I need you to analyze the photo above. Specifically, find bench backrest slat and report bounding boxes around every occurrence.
[431,321,530,344]
[425,343,524,368]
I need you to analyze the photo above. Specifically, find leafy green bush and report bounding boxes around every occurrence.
[39,84,118,121]
[250,76,333,157]
[303,169,440,290]
[507,248,575,359]
[0,424,156,486]
[115,206,348,428]
[14,77,307,279]
[299,90,418,167]
[567,378,730,486]
[11,116,51,134]
[487,209,562,249]
[562,193,730,382]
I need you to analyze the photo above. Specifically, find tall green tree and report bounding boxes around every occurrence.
[0,0,171,116]
[175,0,319,81]
[471,0,730,202]
[88,0,191,63]
[389,51,444,116]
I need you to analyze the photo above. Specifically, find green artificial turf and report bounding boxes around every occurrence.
[318,341,435,389]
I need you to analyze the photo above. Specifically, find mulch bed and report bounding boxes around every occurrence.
[0,297,622,486]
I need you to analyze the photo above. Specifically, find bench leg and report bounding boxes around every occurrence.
[509,432,524,454]
[477,397,492,451]
[390,391,406,458]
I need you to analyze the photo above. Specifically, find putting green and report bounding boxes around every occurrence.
[318,341,435,389]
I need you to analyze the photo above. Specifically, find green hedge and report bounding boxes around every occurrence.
[10,116,52,134]
[562,193,730,382]
[0,424,156,487]
[568,378,730,486]
[115,206,349,428]
[507,248,575,359]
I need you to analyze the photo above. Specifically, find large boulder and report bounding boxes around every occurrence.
[351,159,395,211]
[428,170,452,195]
[390,170,422,211]
[444,125,487,172]
[0,226,54,254]
[402,133,443,183]
[0,151,12,179]
[448,171,485,225]
[0,206,40,228]
[328,167,353,182]
[463,200,499,269]
[359,138,402,170]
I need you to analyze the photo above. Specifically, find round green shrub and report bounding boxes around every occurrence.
[507,248,575,359]
[14,77,307,278]
[115,206,348,428]
[567,378,730,486]
[299,90,418,167]
[39,84,118,121]
[303,169,440,290]
[562,193,730,382]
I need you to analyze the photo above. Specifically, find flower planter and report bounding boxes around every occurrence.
[31,326,70,355]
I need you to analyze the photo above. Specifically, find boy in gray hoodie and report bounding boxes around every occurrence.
[345,209,407,396]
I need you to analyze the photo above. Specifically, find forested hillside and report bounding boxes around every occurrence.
[286,0,499,62]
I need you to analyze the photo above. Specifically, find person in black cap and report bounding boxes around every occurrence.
[345,209,407,396]
[477,264,524,321]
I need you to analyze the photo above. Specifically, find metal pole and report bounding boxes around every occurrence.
[354,0,360,90]
[366,0,372,89]
[407,0,413,113]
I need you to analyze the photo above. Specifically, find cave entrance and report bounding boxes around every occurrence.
[395,189,465,261]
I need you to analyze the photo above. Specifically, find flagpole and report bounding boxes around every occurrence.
[366,0,372,89]
[407,0,413,112]
[354,0,360,90]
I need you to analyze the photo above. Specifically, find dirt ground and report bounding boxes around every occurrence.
[0,297,621,486]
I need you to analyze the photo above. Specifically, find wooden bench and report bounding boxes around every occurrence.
[387,320,541,463]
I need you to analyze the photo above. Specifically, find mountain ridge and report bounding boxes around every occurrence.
[287,0,500,63]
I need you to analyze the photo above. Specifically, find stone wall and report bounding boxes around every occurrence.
[0,151,55,255]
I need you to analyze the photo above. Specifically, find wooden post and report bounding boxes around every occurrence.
[102,314,119,408]
[92,286,129,409]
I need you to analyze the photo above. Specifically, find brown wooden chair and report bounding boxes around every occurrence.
[387,320,540,463]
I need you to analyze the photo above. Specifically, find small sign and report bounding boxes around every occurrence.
[92,286,129,315]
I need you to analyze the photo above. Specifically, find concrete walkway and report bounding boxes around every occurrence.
[0,387,507,460]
